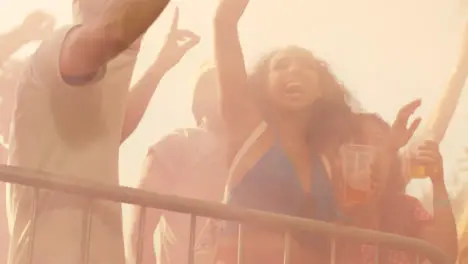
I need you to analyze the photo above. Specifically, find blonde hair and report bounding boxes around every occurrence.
[192,61,218,126]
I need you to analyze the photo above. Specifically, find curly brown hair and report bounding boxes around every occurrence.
[246,45,360,153]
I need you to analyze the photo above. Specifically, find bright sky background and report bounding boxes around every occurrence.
[1,0,468,224]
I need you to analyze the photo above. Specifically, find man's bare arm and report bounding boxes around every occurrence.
[425,22,468,143]
[60,0,171,77]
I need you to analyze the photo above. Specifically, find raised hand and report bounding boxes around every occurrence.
[19,11,55,41]
[215,0,250,23]
[388,99,422,151]
[155,8,200,71]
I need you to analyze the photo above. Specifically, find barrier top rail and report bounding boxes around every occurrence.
[0,165,452,264]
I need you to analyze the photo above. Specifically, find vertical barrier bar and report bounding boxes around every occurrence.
[374,244,379,264]
[237,224,244,264]
[187,214,197,264]
[135,206,147,264]
[80,199,93,264]
[330,238,336,264]
[283,232,291,264]
[27,188,40,264]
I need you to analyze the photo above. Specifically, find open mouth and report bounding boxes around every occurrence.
[284,82,304,97]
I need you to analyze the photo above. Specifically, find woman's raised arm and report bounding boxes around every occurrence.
[214,0,261,140]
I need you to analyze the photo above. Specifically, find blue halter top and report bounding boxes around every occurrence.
[224,127,338,234]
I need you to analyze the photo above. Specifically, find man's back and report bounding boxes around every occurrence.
[139,128,228,264]
[7,26,138,264]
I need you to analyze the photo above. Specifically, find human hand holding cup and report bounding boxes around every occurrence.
[402,135,441,181]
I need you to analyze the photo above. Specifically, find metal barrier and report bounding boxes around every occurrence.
[0,165,452,264]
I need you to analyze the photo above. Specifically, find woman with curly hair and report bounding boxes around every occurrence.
[211,0,363,263]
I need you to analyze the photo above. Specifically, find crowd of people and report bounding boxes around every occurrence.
[0,0,467,264]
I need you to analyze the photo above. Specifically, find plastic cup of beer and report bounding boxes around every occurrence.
[401,133,435,180]
[339,144,376,205]
[402,147,429,180]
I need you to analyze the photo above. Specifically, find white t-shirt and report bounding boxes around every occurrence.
[137,128,227,264]
[6,26,138,264]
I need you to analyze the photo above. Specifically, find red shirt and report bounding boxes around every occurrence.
[340,195,432,264]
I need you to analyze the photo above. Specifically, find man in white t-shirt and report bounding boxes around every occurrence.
[5,1,181,264]
[128,65,228,264]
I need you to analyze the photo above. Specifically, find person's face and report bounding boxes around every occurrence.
[265,47,321,113]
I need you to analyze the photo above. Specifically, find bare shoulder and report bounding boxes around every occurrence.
[149,128,205,152]
[141,128,208,190]
[147,128,209,164]
[59,26,106,83]
[397,194,432,221]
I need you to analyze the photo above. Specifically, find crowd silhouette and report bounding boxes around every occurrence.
[0,1,467,264]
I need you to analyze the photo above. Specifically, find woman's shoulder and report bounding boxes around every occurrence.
[227,121,268,163]
[146,128,215,173]
[224,121,271,199]
[149,128,207,152]
[394,194,432,221]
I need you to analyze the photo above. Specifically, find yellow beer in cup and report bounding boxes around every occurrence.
[408,159,428,179]
[402,132,435,180]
